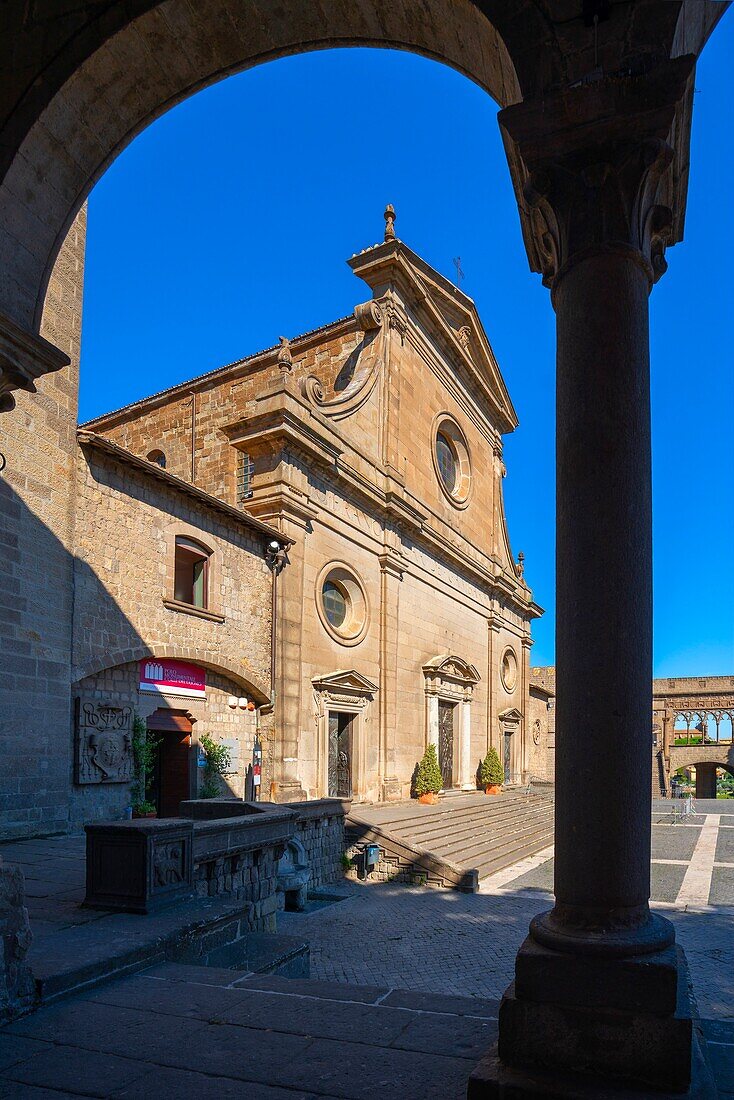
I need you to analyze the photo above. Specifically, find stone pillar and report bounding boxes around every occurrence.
[427,694,438,751]
[469,58,715,1098]
[379,547,407,801]
[695,763,717,800]
[460,697,474,790]
[0,858,34,1024]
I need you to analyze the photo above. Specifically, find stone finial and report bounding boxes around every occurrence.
[384,204,396,243]
[277,336,293,374]
[517,551,525,579]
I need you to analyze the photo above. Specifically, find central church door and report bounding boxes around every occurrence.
[328,712,353,798]
[438,700,455,789]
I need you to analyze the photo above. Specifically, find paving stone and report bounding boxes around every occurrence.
[0,1034,50,1071]
[652,825,701,860]
[389,1012,497,1059]
[709,866,734,905]
[110,1067,319,1100]
[84,974,253,1020]
[3,1047,149,1095]
[716,828,734,863]
[141,961,246,986]
[217,990,415,1044]
[5,1000,151,1046]
[651,861,687,902]
[0,1086,85,1099]
[381,989,500,1018]
[238,974,390,1003]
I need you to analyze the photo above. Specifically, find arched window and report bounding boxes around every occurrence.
[147,449,166,468]
[174,536,210,608]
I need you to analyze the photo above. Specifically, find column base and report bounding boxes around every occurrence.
[270,782,307,803]
[468,943,715,1097]
[382,777,402,802]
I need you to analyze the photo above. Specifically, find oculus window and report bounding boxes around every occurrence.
[501,647,518,693]
[174,537,210,609]
[316,563,369,645]
[432,416,472,507]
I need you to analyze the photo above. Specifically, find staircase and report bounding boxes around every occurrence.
[346,789,554,893]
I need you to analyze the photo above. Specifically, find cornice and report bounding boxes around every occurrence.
[0,310,69,413]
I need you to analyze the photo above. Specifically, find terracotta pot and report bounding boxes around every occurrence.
[485,785,502,795]
[418,792,439,805]
[132,810,157,819]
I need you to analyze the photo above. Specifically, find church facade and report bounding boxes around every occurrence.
[83,212,542,807]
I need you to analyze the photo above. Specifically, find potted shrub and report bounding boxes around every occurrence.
[415,743,442,805]
[131,715,160,817]
[479,747,504,794]
[199,733,232,798]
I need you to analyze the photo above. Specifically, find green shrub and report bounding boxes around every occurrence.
[130,714,161,813]
[479,747,504,788]
[415,743,442,796]
[199,733,232,798]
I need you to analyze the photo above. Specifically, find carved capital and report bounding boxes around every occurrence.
[500,56,695,293]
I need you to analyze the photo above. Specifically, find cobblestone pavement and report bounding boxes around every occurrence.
[280,808,734,1021]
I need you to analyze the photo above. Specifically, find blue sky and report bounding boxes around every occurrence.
[80,15,733,675]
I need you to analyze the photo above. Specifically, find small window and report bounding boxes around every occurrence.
[435,432,457,494]
[147,449,166,468]
[322,580,348,629]
[236,450,254,503]
[174,537,210,608]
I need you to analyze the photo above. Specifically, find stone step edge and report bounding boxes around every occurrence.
[399,806,554,849]
[425,816,555,862]
[424,809,556,858]
[346,817,479,892]
[361,795,553,834]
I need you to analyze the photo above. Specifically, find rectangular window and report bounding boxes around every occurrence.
[236,450,254,503]
[174,537,209,608]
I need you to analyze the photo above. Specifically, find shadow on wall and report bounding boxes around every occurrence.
[0,478,253,840]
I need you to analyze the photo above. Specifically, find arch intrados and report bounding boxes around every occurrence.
[0,0,531,336]
[74,645,269,705]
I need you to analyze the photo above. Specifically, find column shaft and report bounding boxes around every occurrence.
[551,250,655,935]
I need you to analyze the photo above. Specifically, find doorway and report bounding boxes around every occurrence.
[328,712,353,798]
[503,729,513,784]
[438,700,455,789]
[147,710,192,817]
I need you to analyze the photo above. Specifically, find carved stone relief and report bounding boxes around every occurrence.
[75,699,134,785]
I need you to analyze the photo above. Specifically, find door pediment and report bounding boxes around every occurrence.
[499,707,523,723]
[312,670,378,697]
[423,654,480,684]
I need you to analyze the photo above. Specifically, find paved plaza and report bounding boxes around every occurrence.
[0,803,732,1096]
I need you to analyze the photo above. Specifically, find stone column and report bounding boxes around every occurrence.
[469,58,715,1097]
[460,697,474,790]
[427,693,438,752]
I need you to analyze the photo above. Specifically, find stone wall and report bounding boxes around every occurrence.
[0,211,86,839]
[286,799,348,889]
[0,857,34,1024]
[67,440,273,828]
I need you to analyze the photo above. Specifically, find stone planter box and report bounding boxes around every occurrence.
[84,819,194,914]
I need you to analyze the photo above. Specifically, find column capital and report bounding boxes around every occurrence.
[500,56,695,295]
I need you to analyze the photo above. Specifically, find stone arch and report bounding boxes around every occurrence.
[73,642,269,705]
[0,0,535,341]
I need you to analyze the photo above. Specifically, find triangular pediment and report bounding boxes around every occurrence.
[312,669,378,694]
[499,707,524,722]
[423,654,480,683]
[349,240,518,434]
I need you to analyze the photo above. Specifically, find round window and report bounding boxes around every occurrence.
[435,432,458,494]
[316,563,369,645]
[431,415,472,507]
[501,648,518,693]
[322,580,348,629]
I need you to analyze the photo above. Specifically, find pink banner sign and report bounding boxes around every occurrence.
[139,658,206,698]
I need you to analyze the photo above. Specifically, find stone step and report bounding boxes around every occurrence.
[426,809,554,858]
[347,793,555,891]
[399,803,553,850]
[30,894,309,1006]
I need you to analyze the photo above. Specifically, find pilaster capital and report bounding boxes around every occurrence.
[499,56,695,295]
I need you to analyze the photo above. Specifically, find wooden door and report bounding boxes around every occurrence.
[148,711,192,817]
[438,700,454,789]
[503,730,512,784]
